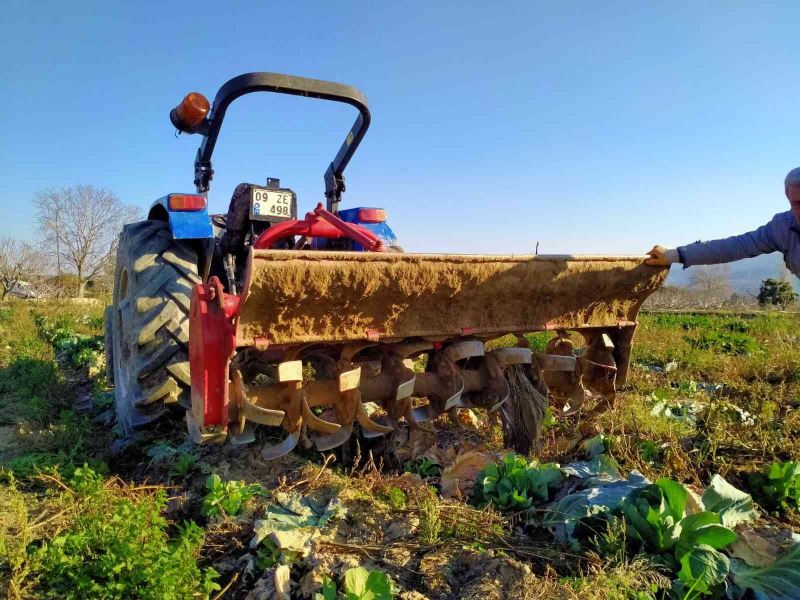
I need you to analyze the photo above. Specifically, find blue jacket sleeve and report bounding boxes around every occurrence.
[678,213,788,267]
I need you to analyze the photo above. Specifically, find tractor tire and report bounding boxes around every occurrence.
[110,220,200,435]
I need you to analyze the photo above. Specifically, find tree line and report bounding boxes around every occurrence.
[0,185,140,299]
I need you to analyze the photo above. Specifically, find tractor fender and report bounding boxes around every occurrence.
[147,195,215,280]
[148,194,214,239]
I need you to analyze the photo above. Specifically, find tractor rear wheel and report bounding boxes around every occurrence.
[110,220,200,434]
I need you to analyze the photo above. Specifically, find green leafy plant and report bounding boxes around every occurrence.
[201,473,266,518]
[35,466,220,600]
[254,537,301,570]
[686,331,757,355]
[403,457,441,478]
[637,440,665,465]
[621,479,736,596]
[472,453,562,511]
[315,567,393,600]
[749,460,800,512]
[385,486,406,510]
[729,543,800,600]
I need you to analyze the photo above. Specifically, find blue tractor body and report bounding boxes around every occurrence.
[148,194,214,240]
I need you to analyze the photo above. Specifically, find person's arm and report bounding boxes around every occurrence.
[645,213,788,267]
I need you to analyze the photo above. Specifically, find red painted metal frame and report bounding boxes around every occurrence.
[189,276,239,428]
[252,203,385,252]
[189,203,386,435]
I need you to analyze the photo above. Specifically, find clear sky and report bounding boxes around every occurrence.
[2,1,799,255]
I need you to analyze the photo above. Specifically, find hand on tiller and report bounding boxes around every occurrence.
[645,245,679,266]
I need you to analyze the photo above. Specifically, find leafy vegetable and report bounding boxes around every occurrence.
[315,567,393,600]
[677,544,730,596]
[251,491,343,563]
[582,433,610,458]
[201,474,266,518]
[729,543,800,600]
[621,479,736,596]
[749,461,800,512]
[344,567,393,600]
[261,491,343,531]
[701,474,758,527]
[544,471,649,547]
[316,576,338,600]
[560,455,620,481]
[472,453,562,511]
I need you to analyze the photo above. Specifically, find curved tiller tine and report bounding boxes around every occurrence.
[362,415,398,439]
[262,430,302,460]
[443,371,467,411]
[443,339,485,363]
[442,339,483,411]
[313,363,361,450]
[559,382,587,416]
[315,423,354,451]
[365,352,416,437]
[485,347,532,412]
[230,368,286,430]
[356,401,394,437]
[482,352,512,412]
[394,340,434,359]
[259,360,304,460]
[302,396,341,434]
[340,342,377,364]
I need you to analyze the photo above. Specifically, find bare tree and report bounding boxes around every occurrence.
[0,236,44,299]
[689,264,732,299]
[34,185,140,298]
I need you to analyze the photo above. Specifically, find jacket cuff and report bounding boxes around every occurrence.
[677,247,688,268]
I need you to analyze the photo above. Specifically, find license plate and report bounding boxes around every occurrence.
[251,187,293,220]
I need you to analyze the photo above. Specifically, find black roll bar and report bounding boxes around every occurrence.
[180,72,371,212]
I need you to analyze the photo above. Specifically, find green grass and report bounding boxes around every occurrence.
[0,301,220,600]
[14,467,219,600]
[2,300,799,599]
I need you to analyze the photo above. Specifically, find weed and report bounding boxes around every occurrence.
[385,486,407,510]
[254,537,301,570]
[417,487,441,545]
[23,466,219,599]
[0,475,36,597]
[637,440,665,466]
[524,331,552,352]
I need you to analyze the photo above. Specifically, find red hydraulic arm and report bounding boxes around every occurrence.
[252,203,386,251]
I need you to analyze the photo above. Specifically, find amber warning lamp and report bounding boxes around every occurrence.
[170,92,210,133]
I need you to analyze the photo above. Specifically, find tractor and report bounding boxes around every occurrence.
[105,72,668,459]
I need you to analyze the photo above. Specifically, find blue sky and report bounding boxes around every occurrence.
[2,1,799,255]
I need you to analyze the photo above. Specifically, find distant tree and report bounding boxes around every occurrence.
[689,264,732,298]
[757,278,797,307]
[34,185,140,298]
[0,236,44,299]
